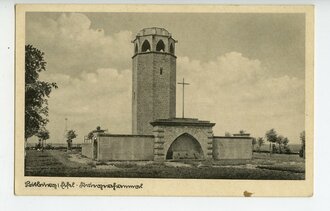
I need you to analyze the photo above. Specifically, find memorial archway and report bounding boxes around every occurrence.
[166,133,204,160]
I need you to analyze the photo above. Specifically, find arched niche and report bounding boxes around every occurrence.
[166,133,204,160]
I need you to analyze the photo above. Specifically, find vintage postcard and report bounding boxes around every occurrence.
[15,4,314,196]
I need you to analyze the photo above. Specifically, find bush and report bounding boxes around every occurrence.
[272,145,277,153]
[35,143,42,150]
[283,147,291,154]
[87,161,96,168]
[44,144,54,150]
[96,161,108,165]
[53,146,67,150]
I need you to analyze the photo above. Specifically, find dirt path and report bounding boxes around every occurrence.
[48,150,88,168]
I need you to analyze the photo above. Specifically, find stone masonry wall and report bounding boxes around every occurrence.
[81,143,93,159]
[132,52,176,135]
[153,53,176,120]
[213,137,253,159]
[97,135,154,161]
[132,53,154,135]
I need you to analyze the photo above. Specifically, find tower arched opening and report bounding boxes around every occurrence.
[141,40,151,52]
[156,40,165,52]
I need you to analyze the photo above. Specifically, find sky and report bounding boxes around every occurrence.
[26,12,305,144]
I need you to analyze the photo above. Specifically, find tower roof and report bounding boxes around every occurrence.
[136,27,172,37]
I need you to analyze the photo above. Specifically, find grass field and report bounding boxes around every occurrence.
[25,149,305,180]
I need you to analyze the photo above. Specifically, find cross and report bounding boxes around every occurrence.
[178,78,190,118]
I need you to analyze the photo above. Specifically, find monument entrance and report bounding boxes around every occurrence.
[166,133,203,160]
[151,118,215,161]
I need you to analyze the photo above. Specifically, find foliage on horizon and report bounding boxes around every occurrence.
[225,132,231,137]
[257,137,265,151]
[265,128,291,154]
[299,130,306,158]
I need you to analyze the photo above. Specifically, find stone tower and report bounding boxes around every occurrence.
[132,27,177,135]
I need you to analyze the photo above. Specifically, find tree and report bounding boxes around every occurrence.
[36,128,50,151]
[66,130,77,150]
[257,137,265,151]
[87,126,103,140]
[87,131,94,140]
[66,129,77,140]
[299,130,306,158]
[276,135,284,153]
[37,128,50,142]
[282,137,291,154]
[265,129,277,156]
[25,45,57,141]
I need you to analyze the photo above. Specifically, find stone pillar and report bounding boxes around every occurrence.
[153,126,166,161]
[206,128,214,160]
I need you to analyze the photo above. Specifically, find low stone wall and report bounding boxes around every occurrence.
[81,143,93,159]
[213,136,253,159]
[97,134,154,161]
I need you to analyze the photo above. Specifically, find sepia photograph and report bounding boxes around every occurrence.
[15,4,314,196]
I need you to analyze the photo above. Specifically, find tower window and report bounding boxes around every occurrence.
[156,40,165,52]
[141,40,151,52]
[160,67,163,75]
[170,43,174,54]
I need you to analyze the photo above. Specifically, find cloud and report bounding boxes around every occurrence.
[26,13,132,76]
[177,52,304,142]
[41,68,132,143]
